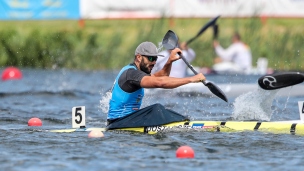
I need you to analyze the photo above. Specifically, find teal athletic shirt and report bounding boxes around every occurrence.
[108,63,148,120]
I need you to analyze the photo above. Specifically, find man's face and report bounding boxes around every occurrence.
[139,55,157,74]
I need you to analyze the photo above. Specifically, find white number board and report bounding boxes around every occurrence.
[298,101,304,121]
[72,106,86,128]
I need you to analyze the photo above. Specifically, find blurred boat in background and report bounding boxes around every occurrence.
[145,82,304,97]
[189,57,273,75]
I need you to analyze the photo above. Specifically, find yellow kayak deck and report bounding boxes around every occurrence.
[49,120,304,135]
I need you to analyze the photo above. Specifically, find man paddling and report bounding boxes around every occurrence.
[107,41,206,128]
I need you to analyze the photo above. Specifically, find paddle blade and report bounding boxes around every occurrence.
[186,15,220,45]
[258,72,304,90]
[162,29,228,102]
[204,81,228,102]
[196,15,220,37]
[162,30,179,50]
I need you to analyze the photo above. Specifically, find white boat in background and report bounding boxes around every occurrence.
[145,83,304,97]
[188,57,273,75]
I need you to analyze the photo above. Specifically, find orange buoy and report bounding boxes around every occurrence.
[28,118,42,126]
[1,67,22,81]
[88,130,104,138]
[176,146,195,158]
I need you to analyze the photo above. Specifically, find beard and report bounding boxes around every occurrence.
[139,60,152,74]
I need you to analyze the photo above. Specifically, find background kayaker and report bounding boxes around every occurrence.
[151,41,196,78]
[107,41,205,125]
[213,32,252,74]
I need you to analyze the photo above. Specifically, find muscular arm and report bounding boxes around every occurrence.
[152,48,181,77]
[152,61,173,77]
[140,73,205,89]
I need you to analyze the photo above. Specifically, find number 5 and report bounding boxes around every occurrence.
[72,106,86,128]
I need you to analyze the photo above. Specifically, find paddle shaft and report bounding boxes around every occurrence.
[186,15,220,46]
[178,52,206,85]
[162,30,228,102]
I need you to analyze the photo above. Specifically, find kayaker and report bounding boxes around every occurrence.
[151,41,196,78]
[213,32,252,74]
[107,41,206,128]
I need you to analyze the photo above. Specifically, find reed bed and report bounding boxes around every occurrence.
[0,18,303,71]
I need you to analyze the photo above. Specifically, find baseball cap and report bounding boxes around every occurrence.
[135,42,164,57]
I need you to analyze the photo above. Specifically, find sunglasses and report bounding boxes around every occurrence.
[143,55,158,62]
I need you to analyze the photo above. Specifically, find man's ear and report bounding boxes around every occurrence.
[135,54,142,62]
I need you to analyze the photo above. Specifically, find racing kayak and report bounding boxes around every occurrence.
[49,120,304,135]
[49,100,304,136]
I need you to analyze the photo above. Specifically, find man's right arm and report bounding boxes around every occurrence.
[140,73,206,89]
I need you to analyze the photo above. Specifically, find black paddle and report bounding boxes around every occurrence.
[162,30,228,102]
[186,15,220,45]
[213,24,219,40]
[258,72,304,90]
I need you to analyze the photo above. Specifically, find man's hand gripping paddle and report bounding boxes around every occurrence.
[258,72,304,90]
[162,30,228,102]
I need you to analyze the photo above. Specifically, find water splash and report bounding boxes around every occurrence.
[99,91,112,114]
[157,42,164,52]
[231,87,279,121]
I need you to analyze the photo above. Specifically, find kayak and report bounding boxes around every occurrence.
[49,120,304,135]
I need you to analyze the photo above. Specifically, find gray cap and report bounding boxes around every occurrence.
[135,42,164,57]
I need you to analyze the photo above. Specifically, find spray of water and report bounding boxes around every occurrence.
[99,91,112,114]
[231,87,279,121]
[157,42,164,52]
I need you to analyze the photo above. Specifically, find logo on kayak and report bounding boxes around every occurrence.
[144,123,216,133]
[145,126,167,133]
[191,123,215,129]
[192,123,204,128]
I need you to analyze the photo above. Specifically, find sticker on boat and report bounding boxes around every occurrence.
[191,123,205,128]
[145,126,167,132]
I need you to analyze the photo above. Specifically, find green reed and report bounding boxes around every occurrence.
[0,18,303,71]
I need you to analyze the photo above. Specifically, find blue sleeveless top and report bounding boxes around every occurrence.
[108,65,144,120]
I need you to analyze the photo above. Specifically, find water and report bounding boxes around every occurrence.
[1,68,304,170]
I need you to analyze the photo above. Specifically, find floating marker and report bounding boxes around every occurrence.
[88,130,104,138]
[1,67,22,81]
[72,106,86,128]
[28,118,42,126]
[176,146,195,158]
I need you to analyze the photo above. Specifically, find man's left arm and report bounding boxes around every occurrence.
[152,48,181,77]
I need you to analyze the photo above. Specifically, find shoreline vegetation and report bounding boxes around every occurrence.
[0,18,303,71]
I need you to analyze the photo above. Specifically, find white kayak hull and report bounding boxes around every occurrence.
[145,83,304,97]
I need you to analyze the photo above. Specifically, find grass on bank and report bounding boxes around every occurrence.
[0,17,303,71]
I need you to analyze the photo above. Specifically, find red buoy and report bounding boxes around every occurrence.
[28,118,42,126]
[1,67,22,81]
[176,146,195,158]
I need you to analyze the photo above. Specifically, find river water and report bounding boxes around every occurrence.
[1,68,304,171]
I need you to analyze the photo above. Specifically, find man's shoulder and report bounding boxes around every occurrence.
[125,67,149,78]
